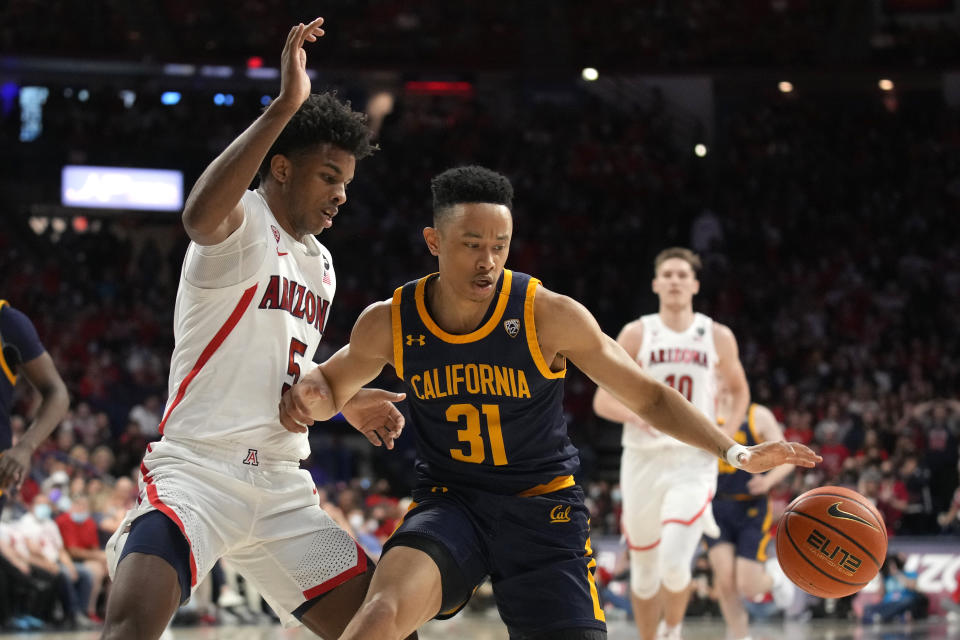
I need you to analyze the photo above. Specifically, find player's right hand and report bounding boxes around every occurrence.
[739,440,821,474]
[279,373,332,434]
[276,17,325,110]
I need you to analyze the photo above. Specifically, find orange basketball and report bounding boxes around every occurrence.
[775,486,887,598]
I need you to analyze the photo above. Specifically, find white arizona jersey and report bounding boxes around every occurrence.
[622,312,718,453]
[159,190,335,461]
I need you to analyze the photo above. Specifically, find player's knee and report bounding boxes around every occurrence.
[735,571,763,600]
[629,551,660,600]
[660,562,692,593]
[712,567,736,595]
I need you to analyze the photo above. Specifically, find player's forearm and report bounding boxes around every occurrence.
[722,386,750,438]
[183,98,300,235]
[593,388,641,424]
[636,384,736,460]
[762,463,795,488]
[19,381,69,451]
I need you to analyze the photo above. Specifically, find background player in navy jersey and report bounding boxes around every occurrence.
[706,401,797,640]
[279,165,821,640]
[0,300,70,514]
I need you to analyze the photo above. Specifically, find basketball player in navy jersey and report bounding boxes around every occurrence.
[0,300,70,514]
[279,166,821,640]
[706,401,796,640]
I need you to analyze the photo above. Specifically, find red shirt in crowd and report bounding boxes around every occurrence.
[55,513,99,551]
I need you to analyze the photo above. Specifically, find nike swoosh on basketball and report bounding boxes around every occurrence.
[827,502,878,530]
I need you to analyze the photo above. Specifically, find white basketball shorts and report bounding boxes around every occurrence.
[620,446,718,552]
[106,437,365,627]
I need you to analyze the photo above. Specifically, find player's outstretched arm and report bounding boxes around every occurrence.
[592,320,645,424]
[714,322,750,436]
[536,288,820,472]
[279,300,400,446]
[182,17,325,245]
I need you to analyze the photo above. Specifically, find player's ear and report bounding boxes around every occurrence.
[270,154,291,184]
[691,277,701,295]
[423,227,440,256]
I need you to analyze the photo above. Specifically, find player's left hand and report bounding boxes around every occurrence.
[739,441,821,474]
[0,442,33,492]
[341,388,406,450]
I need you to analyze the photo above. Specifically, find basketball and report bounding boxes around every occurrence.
[775,486,888,599]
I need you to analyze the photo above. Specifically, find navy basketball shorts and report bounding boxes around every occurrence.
[384,483,607,638]
[704,496,773,562]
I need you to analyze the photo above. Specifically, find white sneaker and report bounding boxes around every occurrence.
[765,557,797,610]
[656,620,683,640]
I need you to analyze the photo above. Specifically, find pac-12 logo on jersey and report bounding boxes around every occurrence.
[503,318,520,338]
[242,449,259,466]
[270,225,288,256]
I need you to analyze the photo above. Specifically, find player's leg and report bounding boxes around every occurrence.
[101,511,193,640]
[657,477,714,638]
[337,545,439,640]
[621,449,667,640]
[708,542,749,640]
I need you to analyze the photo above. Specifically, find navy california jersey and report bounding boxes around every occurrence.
[716,403,764,499]
[0,300,46,451]
[391,270,580,495]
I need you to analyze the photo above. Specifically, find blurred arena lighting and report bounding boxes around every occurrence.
[161,91,181,105]
[51,218,67,234]
[78,89,90,102]
[778,81,794,93]
[213,93,225,105]
[260,95,272,106]
[694,143,708,157]
[879,78,894,91]
[1,81,17,117]
[581,67,599,81]
[19,86,48,142]
[246,67,280,80]
[200,65,233,78]
[118,90,136,108]
[404,80,474,97]
[63,88,73,98]
[72,216,89,233]
[163,63,196,76]
[61,165,184,212]
[247,56,263,69]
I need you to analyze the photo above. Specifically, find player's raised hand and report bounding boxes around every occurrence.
[739,441,821,474]
[341,388,406,450]
[279,371,332,434]
[276,17,325,110]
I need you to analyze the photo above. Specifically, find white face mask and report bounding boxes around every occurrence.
[33,504,52,520]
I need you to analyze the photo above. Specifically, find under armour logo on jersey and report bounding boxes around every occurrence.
[503,318,520,338]
[550,505,572,523]
[406,334,426,346]
[242,449,259,466]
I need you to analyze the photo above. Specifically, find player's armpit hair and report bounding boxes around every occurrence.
[258,92,377,180]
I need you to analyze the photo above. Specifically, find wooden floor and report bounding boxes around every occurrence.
[3,615,954,639]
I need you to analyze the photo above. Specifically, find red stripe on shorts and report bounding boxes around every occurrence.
[301,540,368,600]
[142,463,199,588]
[661,491,714,527]
[158,283,258,434]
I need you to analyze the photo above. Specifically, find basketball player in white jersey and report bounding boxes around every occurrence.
[100,19,413,640]
[593,247,750,640]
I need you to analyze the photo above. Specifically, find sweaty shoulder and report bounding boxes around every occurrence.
[531,285,605,357]
[712,320,736,344]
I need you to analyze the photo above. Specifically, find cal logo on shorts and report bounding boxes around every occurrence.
[550,505,571,523]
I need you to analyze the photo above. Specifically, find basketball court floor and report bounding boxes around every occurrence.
[3,615,953,639]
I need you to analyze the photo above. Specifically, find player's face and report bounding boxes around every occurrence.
[430,203,512,303]
[286,144,356,236]
[652,257,699,307]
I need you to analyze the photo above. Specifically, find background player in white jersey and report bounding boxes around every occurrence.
[706,399,796,640]
[593,247,750,640]
[100,18,412,640]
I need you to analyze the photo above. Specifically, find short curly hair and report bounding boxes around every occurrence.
[258,92,376,181]
[431,166,513,224]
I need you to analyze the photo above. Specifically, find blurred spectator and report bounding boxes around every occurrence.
[55,495,107,621]
[861,553,927,624]
[127,395,162,438]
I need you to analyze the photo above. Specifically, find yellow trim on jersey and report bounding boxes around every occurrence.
[0,300,18,386]
[584,531,606,622]
[391,287,405,380]
[516,474,575,497]
[523,278,566,380]
[755,496,773,562]
[414,271,513,344]
[747,403,762,444]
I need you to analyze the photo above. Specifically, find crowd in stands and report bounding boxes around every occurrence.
[1,66,959,628]
[2,1,960,70]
